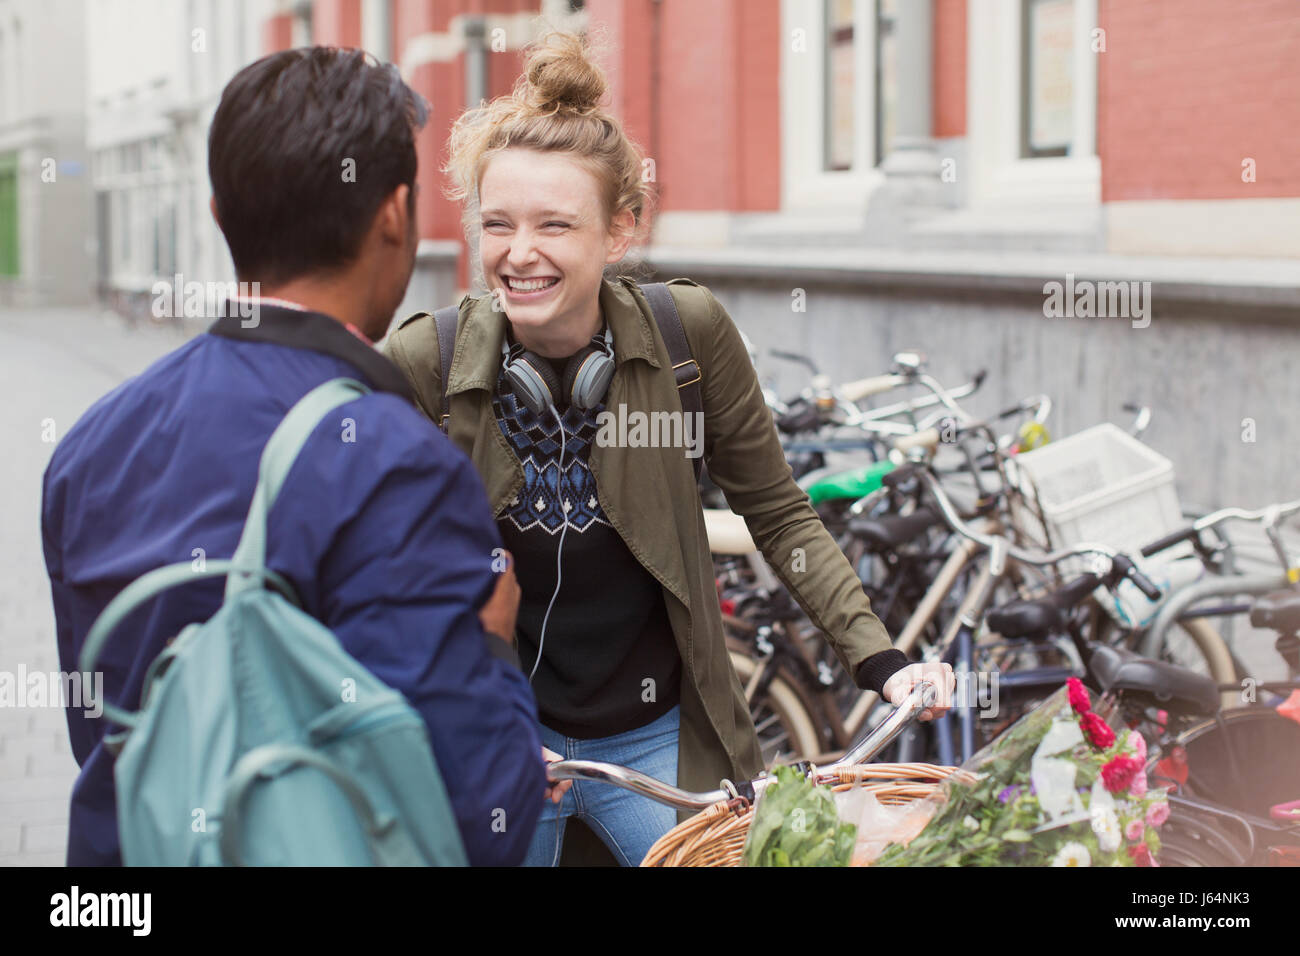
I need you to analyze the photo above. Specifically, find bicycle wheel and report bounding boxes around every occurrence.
[728,651,823,767]
[1158,810,1253,866]
[1174,707,1300,818]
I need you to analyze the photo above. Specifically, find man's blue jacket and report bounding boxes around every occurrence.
[41,303,545,866]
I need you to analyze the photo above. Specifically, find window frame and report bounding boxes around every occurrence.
[781,0,883,212]
[967,0,1099,206]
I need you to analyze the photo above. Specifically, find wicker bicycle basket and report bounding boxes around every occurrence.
[640,762,978,867]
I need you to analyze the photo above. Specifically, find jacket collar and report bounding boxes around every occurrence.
[208,303,416,402]
[445,276,662,398]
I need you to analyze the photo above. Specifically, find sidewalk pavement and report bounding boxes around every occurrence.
[0,308,198,865]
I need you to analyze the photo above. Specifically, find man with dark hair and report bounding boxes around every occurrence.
[42,48,546,866]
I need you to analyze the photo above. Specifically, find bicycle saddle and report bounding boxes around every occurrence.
[986,599,1063,640]
[1249,589,1300,634]
[1087,644,1219,717]
[848,507,940,553]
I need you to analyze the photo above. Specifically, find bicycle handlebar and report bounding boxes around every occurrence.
[839,373,908,403]
[1140,525,1199,558]
[1111,552,1163,601]
[544,760,734,810]
[544,680,939,811]
[1141,500,1300,559]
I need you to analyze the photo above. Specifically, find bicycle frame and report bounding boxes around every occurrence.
[1142,572,1290,661]
[842,530,985,736]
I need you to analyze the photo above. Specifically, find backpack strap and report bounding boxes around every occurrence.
[639,282,703,482]
[433,305,460,433]
[225,378,371,599]
[79,378,369,726]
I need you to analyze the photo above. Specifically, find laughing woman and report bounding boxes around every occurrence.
[383,31,953,867]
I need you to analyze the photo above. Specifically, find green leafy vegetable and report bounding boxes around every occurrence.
[741,765,856,867]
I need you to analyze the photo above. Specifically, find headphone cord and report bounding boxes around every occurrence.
[528,406,569,685]
[533,406,571,865]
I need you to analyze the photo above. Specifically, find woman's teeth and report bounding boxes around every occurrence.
[506,277,559,292]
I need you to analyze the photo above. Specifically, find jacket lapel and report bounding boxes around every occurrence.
[589,279,693,612]
[441,301,524,517]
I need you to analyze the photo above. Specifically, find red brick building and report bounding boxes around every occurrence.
[260,0,1299,278]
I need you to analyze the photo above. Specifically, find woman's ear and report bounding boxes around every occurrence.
[605,209,636,264]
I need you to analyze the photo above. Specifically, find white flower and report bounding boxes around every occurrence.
[962,814,980,832]
[1051,842,1092,867]
[1032,756,1083,819]
[1091,806,1122,853]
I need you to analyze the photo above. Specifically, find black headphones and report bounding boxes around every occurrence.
[500,326,615,419]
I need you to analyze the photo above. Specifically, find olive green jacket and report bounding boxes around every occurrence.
[382,275,895,808]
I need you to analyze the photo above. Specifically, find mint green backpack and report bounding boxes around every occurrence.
[80,379,468,866]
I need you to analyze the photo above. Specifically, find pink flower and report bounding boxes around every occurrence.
[1124,819,1145,842]
[1128,843,1156,867]
[1067,677,1091,714]
[1101,755,1143,793]
[1126,729,1147,761]
[1129,771,1148,797]
[1146,800,1170,828]
[1080,711,1116,750]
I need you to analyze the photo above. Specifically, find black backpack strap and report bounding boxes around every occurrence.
[433,305,460,433]
[639,282,703,482]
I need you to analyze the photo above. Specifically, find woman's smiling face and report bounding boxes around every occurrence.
[478,148,630,348]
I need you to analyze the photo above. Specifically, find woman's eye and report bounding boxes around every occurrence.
[543,222,569,230]
[482,221,508,231]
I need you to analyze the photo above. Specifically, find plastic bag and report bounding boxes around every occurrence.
[872,682,1170,867]
[834,787,940,866]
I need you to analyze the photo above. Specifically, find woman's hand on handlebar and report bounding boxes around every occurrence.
[882,661,956,721]
[542,747,572,804]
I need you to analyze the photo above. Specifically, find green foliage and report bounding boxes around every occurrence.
[741,765,857,867]
[873,685,1168,868]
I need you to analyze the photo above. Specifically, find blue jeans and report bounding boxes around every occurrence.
[523,706,680,867]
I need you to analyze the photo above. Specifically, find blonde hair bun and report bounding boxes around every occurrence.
[444,28,656,286]
[519,31,607,115]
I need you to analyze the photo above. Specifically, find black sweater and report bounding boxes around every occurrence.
[492,361,681,739]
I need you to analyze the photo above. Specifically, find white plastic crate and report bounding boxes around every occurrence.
[1006,422,1186,559]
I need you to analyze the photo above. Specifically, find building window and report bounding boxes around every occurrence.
[1021,0,1074,158]
[823,0,856,171]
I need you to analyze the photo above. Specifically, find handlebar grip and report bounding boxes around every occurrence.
[776,403,821,435]
[1112,553,1163,601]
[1053,572,1105,610]
[881,462,922,489]
[1127,568,1163,601]
[839,373,905,403]
[769,349,819,374]
[892,427,941,454]
[1139,525,1197,558]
